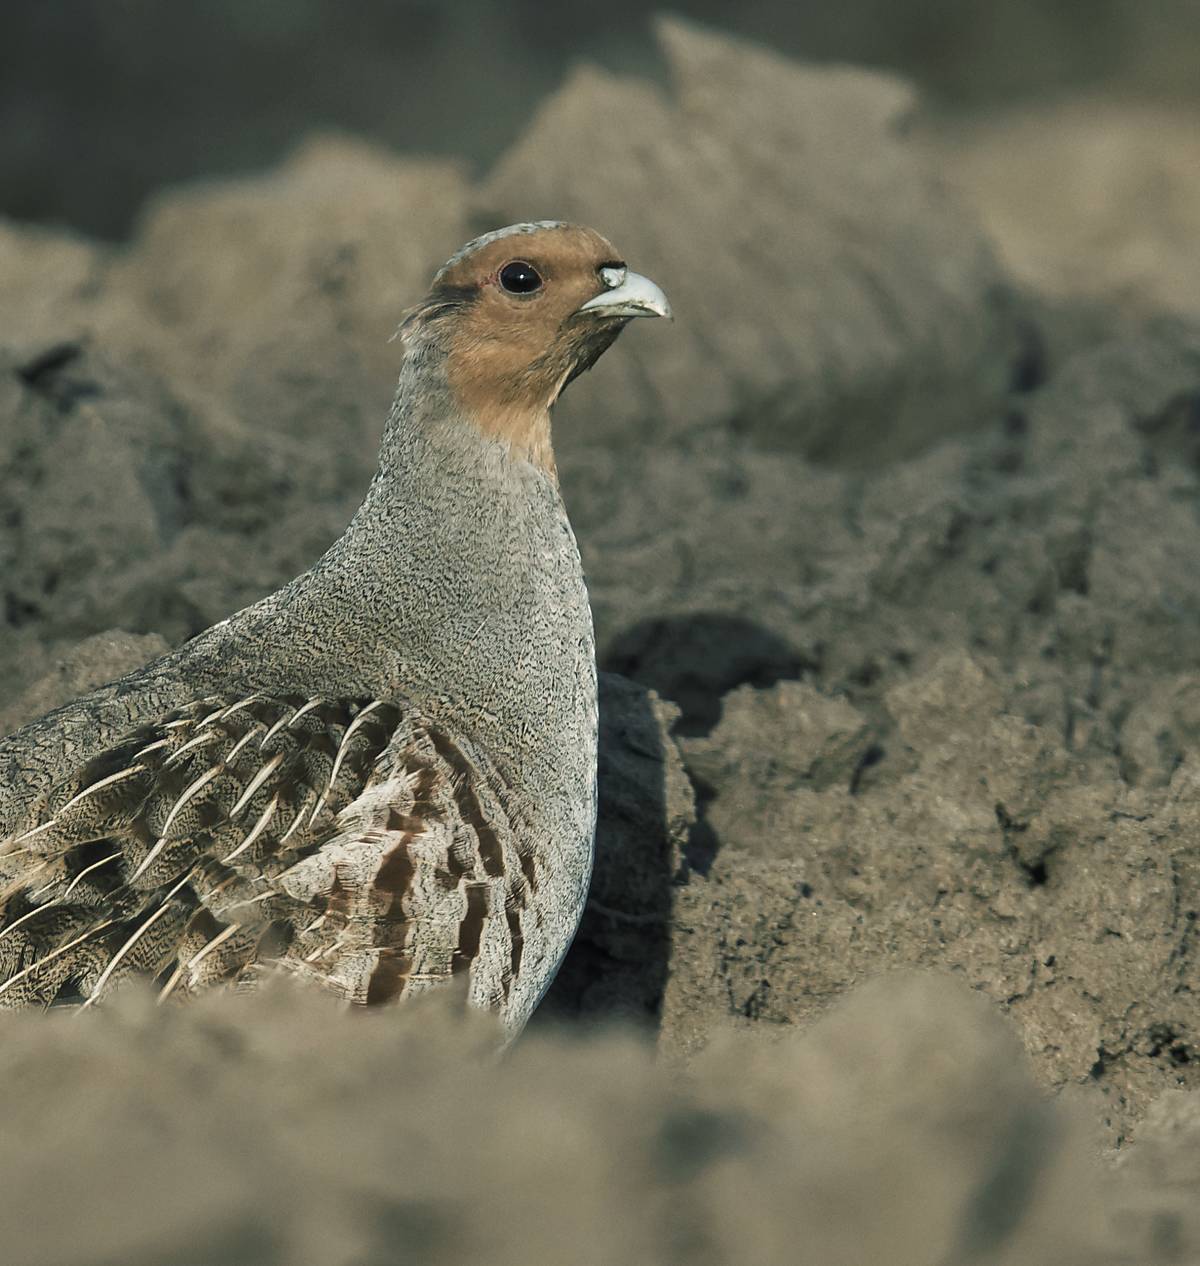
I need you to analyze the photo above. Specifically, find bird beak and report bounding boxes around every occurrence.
[578,270,672,321]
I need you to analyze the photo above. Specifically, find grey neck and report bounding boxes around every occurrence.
[246,342,594,784]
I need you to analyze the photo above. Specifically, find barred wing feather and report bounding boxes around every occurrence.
[0,694,532,1013]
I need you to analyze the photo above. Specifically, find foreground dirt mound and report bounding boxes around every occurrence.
[0,974,1192,1266]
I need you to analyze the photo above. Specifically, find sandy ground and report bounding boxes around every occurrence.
[3,14,1200,1264]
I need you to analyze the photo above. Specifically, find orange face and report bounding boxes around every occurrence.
[401,222,670,471]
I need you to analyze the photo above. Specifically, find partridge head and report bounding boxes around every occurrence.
[399,220,671,471]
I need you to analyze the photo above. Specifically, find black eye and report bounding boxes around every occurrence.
[499,261,543,294]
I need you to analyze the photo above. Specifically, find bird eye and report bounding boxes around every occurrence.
[498,261,543,294]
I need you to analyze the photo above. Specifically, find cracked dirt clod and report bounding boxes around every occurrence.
[663,652,1200,1140]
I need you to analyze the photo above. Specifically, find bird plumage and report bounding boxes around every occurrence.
[0,222,670,1034]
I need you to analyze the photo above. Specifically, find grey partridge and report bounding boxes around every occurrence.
[0,221,671,1036]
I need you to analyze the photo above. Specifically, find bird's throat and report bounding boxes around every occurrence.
[444,352,561,477]
[463,400,556,477]
[381,332,564,483]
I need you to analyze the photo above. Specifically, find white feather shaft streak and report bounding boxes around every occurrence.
[0,920,116,999]
[193,704,226,731]
[216,696,264,724]
[81,873,194,1008]
[226,891,275,911]
[27,861,62,900]
[307,701,388,826]
[59,763,147,816]
[183,921,242,985]
[327,701,386,792]
[259,696,323,750]
[156,919,243,1004]
[163,728,221,767]
[4,818,58,848]
[60,851,123,901]
[128,764,221,883]
[129,835,171,883]
[220,794,279,863]
[154,961,186,1004]
[157,765,223,839]
[0,900,56,949]
[228,753,284,820]
[281,790,316,845]
[226,725,265,764]
[258,713,292,750]
[287,698,325,728]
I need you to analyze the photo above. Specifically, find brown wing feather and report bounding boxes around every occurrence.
[0,694,399,1007]
[0,693,532,1015]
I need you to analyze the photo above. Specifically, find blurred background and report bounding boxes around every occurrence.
[5,0,1200,238]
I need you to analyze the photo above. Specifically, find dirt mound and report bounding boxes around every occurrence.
[0,972,1189,1266]
[929,100,1200,322]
